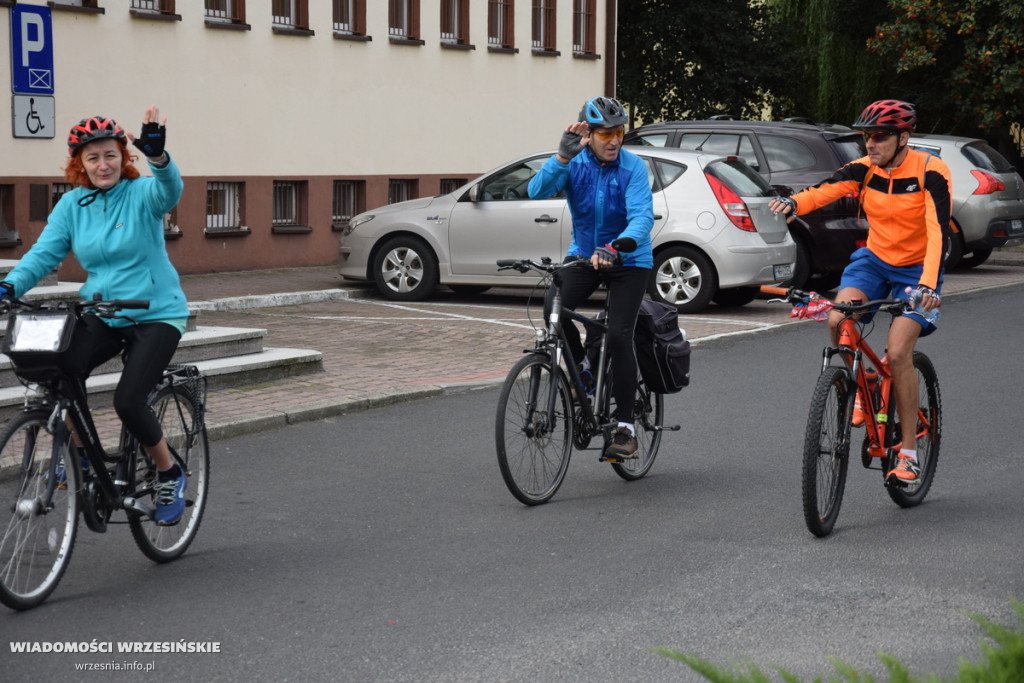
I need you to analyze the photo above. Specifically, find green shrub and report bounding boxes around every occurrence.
[652,599,1024,683]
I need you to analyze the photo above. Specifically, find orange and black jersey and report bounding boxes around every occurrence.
[792,148,952,290]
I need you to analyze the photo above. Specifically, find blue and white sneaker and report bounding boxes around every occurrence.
[154,468,187,526]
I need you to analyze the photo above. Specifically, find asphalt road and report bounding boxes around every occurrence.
[2,283,1023,682]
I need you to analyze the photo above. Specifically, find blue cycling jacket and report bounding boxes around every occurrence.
[5,155,189,328]
[528,146,654,268]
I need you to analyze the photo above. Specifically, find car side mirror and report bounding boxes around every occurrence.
[467,185,480,202]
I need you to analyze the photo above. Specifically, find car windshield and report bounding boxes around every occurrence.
[704,158,775,198]
[831,134,866,164]
[962,141,1017,174]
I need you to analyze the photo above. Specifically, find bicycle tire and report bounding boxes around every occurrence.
[129,384,210,562]
[802,366,853,537]
[495,354,573,505]
[887,351,941,508]
[0,409,79,611]
[610,376,663,481]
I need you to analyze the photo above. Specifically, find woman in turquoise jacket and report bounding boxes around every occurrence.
[0,106,189,525]
[528,96,655,462]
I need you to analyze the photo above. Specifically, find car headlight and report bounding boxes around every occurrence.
[344,213,374,236]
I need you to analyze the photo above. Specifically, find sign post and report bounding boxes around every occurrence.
[10,5,55,139]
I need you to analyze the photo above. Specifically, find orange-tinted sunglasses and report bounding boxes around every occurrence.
[591,127,624,141]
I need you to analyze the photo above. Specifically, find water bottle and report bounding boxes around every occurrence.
[904,286,941,324]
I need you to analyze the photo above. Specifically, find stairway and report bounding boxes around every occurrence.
[0,266,323,420]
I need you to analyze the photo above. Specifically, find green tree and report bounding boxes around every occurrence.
[867,0,1024,135]
[616,0,784,124]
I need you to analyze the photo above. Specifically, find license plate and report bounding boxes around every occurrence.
[1011,218,1023,234]
[773,264,793,280]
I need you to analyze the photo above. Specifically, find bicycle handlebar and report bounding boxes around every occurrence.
[759,285,908,316]
[0,297,151,318]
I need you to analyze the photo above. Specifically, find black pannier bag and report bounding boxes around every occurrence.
[633,299,690,394]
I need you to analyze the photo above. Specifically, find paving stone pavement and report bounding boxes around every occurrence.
[173,247,1024,440]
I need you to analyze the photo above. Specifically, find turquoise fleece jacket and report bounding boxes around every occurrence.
[6,155,188,327]
[528,146,654,268]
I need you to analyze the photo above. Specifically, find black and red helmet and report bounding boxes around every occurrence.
[852,100,917,132]
[67,116,127,155]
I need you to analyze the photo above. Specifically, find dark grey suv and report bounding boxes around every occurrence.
[624,118,867,291]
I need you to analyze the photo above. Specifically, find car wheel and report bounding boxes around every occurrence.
[784,236,811,290]
[956,248,992,269]
[649,246,717,314]
[943,227,964,269]
[372,236,439,301]
[712,286,758,307]
[448,285,491,296]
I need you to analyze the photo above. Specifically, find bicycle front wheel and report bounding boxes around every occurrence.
[0,409,79,611]
[611,376,663,481]
[802,366,853,537]
[495,354,573,505]
[887,351,941,508]
[129,384,210,562]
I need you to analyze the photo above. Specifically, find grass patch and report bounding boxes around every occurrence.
[652,598,1024,682]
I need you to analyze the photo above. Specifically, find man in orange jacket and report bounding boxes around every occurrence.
[769,100,952,485]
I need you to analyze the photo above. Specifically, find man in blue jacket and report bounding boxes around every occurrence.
[528,96,655,461]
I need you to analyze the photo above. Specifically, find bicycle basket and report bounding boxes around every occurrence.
[2,310,78,379]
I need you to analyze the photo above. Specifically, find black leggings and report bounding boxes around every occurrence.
[67,317,182,447]
[544,263,650,422]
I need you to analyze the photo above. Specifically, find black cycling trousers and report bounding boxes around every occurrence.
[68,317,182,448]
[544,263,650,423]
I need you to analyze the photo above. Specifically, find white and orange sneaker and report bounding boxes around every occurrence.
[887,452,920,484]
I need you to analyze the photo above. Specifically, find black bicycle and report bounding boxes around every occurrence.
[494,254,678,505]
[0,296,209,610]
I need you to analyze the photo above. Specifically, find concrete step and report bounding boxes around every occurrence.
[0,325,268,388]
[0,346,323,420]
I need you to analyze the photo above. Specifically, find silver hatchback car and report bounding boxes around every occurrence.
[338,148,796,313]
[909,134,1024,268]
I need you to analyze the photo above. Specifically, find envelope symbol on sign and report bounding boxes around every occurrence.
[29,69,52,89]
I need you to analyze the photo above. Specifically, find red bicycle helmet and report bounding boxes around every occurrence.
[67,116,127,155]
[852,100,917,132]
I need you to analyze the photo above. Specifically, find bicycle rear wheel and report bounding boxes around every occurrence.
[495,354,573,505]
[610,376,663,481]
[0,409,78,611]
[129,384,209,562]
[887,351,941,507]
[802,366,853,537]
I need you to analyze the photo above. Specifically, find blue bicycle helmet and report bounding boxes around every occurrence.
[578,97,628,128]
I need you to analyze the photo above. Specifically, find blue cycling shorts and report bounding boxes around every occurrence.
[840,247,943,336]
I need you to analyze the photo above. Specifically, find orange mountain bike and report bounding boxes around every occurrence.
[763,286,942,537]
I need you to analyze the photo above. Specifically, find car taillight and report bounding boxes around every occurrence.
[971,169,1005,195]
[705,172,756,232]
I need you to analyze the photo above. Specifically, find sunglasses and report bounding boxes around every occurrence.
[591,127,624,141]
[862,130,899,143]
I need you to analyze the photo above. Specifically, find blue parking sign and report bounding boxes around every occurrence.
[10,5,54,95]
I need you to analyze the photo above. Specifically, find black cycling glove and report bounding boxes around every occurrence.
[133,121,167,158]
[558,131,584,161]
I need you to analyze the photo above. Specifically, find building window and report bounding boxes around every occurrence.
[130,0,178,17]
[439,178,467,194]
[332,180,365,230]
[206,0,247,27]
[272,0,312,34]
[488,0,516,52]
[532,0,556,53]
[206,182,245,231]
[333,0,367,38]
[388,179,418,205]
[440,0,471,47]
[52,183,73,209]
[272,181,309,232]
[572,0,596,56]
[49,1,104,12]
[389,0,422,43]
[0,185,16,243]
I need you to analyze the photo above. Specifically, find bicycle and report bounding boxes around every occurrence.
[0,296,210,610]
[494,255,679,505]
[762,285,941,537]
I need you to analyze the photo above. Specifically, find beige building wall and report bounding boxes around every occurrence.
[0,0,612,275]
